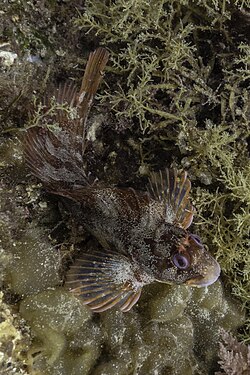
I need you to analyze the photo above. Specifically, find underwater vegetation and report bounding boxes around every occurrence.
[215,329,250,375]
[76,0,250,336]
[0,0,250,374]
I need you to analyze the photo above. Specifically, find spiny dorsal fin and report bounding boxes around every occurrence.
[42,82,79,134]
[147,168,195,229]
[65,250,143,312]
[23,47,109,189]
[38,48,109,137]
[43,81,78,107]
[24,126,88,190]
[77,47,109,135]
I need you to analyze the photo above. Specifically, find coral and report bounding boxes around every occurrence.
[215,329,250,375]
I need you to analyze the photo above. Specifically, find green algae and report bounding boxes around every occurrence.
[147,284,191,322]
[0,0,250,374]
[6,229,61,296]
[14,281,245,375]
[19,290,97,375]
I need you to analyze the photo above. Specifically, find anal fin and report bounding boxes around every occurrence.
[65,251,143,312]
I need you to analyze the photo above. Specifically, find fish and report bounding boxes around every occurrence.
[23,47,221,313]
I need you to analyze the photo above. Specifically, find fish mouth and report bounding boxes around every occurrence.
[185,258,221,287]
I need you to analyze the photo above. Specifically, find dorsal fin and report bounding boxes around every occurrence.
[77,47,109,133]
[65,250,144,312]
[23,47,109,190]
[24,126,88,190]
[147,168,195,229]
[41,47,109,137]
[43,81,78,107]
[37,81,80,136]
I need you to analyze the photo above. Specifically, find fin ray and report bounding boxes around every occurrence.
[120,290,142,312]
[65,250,143,312]
[147,168,195,229]
[23,47,109,190]
[77,47,109,135]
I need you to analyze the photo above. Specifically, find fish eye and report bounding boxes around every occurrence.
[172,253,190,270]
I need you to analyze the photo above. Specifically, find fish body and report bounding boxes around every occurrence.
[24,48,220,312]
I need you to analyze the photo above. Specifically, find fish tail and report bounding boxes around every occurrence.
[23,48,109,191]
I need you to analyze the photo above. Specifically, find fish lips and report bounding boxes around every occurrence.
[185,257,221,287]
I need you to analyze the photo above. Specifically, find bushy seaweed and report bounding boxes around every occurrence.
[76,0,250,343]
[215,329,250,374]
[77,0,250,130]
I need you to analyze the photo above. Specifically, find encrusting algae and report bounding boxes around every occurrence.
[0,0,250,374]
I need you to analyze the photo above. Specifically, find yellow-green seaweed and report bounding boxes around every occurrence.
[19,290,97,375]
[76,0,250,343]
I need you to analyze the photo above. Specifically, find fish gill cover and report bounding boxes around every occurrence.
[0,0,249,374]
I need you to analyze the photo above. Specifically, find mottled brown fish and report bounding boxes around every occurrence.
[24,48,220,313]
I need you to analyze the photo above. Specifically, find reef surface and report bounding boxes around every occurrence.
[0,1,250,374]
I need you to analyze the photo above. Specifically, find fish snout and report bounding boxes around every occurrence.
[185,256,221,287]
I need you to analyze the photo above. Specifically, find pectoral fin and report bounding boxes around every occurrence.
[65,251,142,312]
[147,168,195,229]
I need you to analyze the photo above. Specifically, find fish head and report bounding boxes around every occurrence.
[154,225,220,287]
[182,233,221,287]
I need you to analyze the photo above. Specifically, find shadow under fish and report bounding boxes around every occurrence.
[23,47,220,313]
